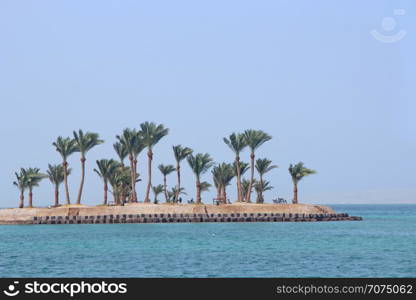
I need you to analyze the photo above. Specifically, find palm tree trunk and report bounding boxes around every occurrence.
[28,187,33,208]
[63,161,70,205]
[216,185,222,202]
[120,162,125,204]
[196,180,201,204]
[103,180,108,205]
[236,156,242,202]
[175,162,180,203]
[19,190,24,208]
[145,150,153,203]
[293,183,298,204]
[257,175,263,204]
[223,186,227,204]
[76,157,86,205]
[133,159,138,202]
[128,155,135,202]
[118,188,123,205]
[246,152,255,203]
[113,189,117,203]
[163,175,168,203]
[54,184,59,206]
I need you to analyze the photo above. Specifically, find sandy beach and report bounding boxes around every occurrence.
[0,203,335,224]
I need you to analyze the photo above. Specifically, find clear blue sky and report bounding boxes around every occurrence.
[0,0,414,207]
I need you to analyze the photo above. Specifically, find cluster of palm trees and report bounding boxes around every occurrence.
[13,122,316,208]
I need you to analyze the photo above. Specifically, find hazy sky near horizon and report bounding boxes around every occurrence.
[0,0,415,207]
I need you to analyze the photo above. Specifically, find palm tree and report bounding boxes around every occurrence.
[47,164,71,207]
[107,163,136,204]
[254,180,274,203]
[73,130,104,205]
[172,145,193,202]
[113,142,128,166]
[13,168,28,208]
[140,122,169,203]
[223,133,247,202]
[288,162,316,204]
[212,163,234,203]
[53,136,78,204]
[116,129,145,202]
[241,178,251,201]
[243,130,272,202]
[152,184,164,204]
[255,158,278,203]
[168,187,187,203]
[212,165,223,201]
[94,159,119,205]
[158,164,176,202]
[187,153,214,204]
[25,168,47,208]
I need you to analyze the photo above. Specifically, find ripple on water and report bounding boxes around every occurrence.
[0,205,415,277]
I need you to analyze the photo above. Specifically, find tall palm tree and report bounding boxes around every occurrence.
[223,133,247,202]
[254,180,273,203]
[255,158,278,203]
[13,168,28,208]
[25,168,47,208]
[243,130,272,202]
[172,145,193,202]
[140,122,169,203]
[47,164,71,207]
[288,162,316,204]
[187,153,214,204]
[152,184,164,204]
[113,142,128,166]
[53,136,78,204]
[94,159,119,205]
[158,164,176,202]
[73,130,104,205]
[116,129,145,202]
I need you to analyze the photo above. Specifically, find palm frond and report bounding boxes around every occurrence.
[187,153,214,180]
[223,133,247,155]
[288,162,317,184]
[52,136,78,161]
[172,145,193,162]
[158,164,176,176]
[243,129,272,152]
[255,158,278,176]
[139,121,169,149]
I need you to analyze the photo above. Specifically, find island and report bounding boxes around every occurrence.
[0,203,362,225]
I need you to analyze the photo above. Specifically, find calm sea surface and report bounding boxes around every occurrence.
[0,204,415,277]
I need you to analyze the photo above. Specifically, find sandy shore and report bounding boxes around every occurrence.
[0,203,335,224]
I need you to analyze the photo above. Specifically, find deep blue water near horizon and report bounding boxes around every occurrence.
[0,204,415,278]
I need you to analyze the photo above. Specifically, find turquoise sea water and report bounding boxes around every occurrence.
[0,205,415,278]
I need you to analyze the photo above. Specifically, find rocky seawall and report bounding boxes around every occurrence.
[0,203,362,225]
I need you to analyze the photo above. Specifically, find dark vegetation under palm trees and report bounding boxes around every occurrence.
[13,123,316,208]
